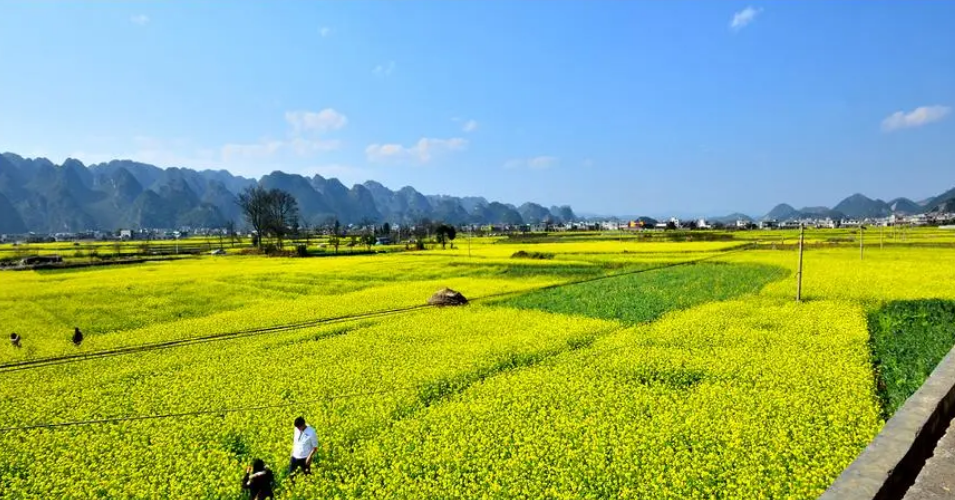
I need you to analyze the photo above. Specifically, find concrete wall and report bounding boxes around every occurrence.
[820,346,955,500]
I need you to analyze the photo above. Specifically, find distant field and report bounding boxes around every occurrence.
[496,261,787,325]
[3,239,955,498]
[3,226,953,263]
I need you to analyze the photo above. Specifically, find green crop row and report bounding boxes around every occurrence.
[495,262,789,325]
[868,299,955,417]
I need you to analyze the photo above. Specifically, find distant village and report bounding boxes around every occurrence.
[611,210,955,232]
[3,209,955,246]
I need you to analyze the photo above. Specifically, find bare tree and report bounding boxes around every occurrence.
[225,220,240,247]
[237,186,300,249]
[302,219,311,247]
[236,186,271,248]
[265,190,300,248]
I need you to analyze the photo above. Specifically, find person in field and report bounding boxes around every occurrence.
[72,327,83,346]
[289,416,318,478]
[10,333,21,348]
[241,458,275,500]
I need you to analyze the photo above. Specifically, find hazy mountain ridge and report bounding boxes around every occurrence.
[0,153,577,232]
[751,191,953,222]
[700,189,953,224]
[926,187,955,212]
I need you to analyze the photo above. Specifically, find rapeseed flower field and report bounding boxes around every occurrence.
[2,238,954,498]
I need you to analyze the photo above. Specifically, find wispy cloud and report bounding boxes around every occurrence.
[222,109,348,163]
[373,61,396,77]
[881,105,951,132]
[581,158,595,168]
[730,7,761,31]
[284,109,348,134]
[503,156,559,170]
[462,119,479,133]
[130,14,150,26]
[222,137,340,163]
[319,26,332,37]
[366,137,468,163]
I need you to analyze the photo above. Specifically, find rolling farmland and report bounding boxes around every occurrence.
[2,238,955,498]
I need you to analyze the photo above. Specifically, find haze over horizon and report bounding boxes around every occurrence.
[1,2,953,217]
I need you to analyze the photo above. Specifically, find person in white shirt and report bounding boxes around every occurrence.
[289,416,318,478]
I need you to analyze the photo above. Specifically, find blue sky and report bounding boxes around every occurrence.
[1,2,953,217]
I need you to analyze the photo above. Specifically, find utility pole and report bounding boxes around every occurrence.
[880,225,884,250]
[859,225,864,260]
[796,223,805,302]
[468,225,472,259]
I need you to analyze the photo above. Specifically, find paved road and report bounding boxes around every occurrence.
[903,415,955,500]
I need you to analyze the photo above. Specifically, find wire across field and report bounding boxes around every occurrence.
[4,243,955,499]
[0,245,753,373]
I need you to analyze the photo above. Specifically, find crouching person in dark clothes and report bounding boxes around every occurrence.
[241,459,275,500]
[10,333,21,348]
[289,416,318,479]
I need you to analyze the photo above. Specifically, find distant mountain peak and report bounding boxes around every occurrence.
[764,203,798,220]
[833,193,890,219]
[887,197,922,215]
[0,152,579,232]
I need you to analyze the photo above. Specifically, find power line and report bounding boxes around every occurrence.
[0,244,754,374]
[0,385,423,433]
[0,305,429,373]
[0,336,646,433]
[0,246,762,432]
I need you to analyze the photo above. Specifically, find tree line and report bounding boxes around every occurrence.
[236,186,458,251]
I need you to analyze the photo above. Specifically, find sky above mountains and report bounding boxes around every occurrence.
[1,2,953,217]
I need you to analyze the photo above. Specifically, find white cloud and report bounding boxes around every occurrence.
[373,61,396,77]
[221,136,341,163]
[320,26,332,37]
[730,7,761,31]
[881,105,951,132]
[528,156,557,169]
[366,137,468,163]
[130,14,150,26]
[462,119,479,133]
[285,109,348,134]
[504,156,559,170]
[222,108,348,163]
[69,109,349,178]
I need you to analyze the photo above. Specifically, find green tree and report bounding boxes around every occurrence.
[434,223,457,250]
